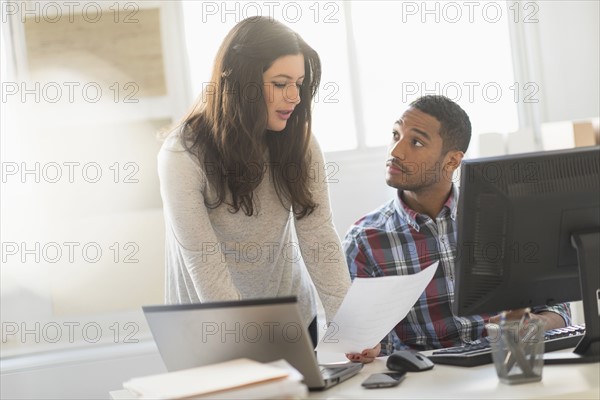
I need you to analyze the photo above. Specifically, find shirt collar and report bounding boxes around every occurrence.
[393,185,459,231]
[447,184,459,220]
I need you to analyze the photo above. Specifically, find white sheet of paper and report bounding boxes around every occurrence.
[316,261,439,354]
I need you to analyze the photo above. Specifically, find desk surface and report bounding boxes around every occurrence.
[311,355,600,399]
[111,352,600,399]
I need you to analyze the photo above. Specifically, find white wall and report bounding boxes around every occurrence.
[536,1,599,122]
[326,147,395,237]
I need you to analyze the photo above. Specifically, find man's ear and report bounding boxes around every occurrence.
[444,150,464,173]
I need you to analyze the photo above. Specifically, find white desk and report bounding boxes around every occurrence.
[110,351,600,399]
[309,355,600,399]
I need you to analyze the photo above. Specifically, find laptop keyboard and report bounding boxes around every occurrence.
[319,366,347,378]
[428,324,586,367]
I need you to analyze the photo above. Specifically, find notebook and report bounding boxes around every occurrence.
[142,297,363,390]
[123,358,305,399]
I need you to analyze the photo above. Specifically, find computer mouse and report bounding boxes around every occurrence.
[386,350,435,372]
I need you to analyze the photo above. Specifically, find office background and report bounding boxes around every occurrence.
[1,1,598,398]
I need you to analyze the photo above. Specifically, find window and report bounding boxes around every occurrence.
[350,1,519,155]
[182,1,357,151]
[182,1,519,155]
[1,1,188,358]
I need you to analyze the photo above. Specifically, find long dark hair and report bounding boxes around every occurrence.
[179,17,321,219]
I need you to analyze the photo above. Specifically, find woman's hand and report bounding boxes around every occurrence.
[346,343,381,363]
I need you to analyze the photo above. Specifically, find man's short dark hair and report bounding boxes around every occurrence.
[409,95,471,153]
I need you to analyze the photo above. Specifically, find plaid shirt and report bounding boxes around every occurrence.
[343,185,571,355]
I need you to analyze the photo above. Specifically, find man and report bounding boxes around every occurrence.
[344,95,571,363]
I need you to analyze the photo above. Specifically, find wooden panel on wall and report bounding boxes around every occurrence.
[24,7,166,97]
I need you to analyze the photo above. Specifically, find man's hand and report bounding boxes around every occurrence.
[488,308,530,324]
[489,308,566,330]
[346,343,381,363]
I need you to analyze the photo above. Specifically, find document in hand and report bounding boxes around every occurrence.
[123,358,306,399]
[316,261,439,353]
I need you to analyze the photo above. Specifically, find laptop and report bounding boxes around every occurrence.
[142,296,363,390]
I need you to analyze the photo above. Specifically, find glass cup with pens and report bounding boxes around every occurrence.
[487,309,545,384]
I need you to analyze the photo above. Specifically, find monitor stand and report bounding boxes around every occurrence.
[545,229,600,365]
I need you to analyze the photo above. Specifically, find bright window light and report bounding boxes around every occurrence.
[181,1,357,151]
[350,1,519,156]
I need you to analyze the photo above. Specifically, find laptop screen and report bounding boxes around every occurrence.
[143,297,333,388]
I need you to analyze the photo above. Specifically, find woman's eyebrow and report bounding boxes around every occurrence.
[269,74,305,80]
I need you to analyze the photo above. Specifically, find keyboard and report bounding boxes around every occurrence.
[428,324,586,367]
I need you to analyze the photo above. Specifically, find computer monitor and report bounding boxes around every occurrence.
[453,145,600,363]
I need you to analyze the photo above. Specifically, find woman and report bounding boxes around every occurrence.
[157,16,351,347]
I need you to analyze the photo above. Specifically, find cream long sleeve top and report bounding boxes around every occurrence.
[157,130,351,327]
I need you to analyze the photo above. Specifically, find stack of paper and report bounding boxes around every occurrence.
[123,358,307,399]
